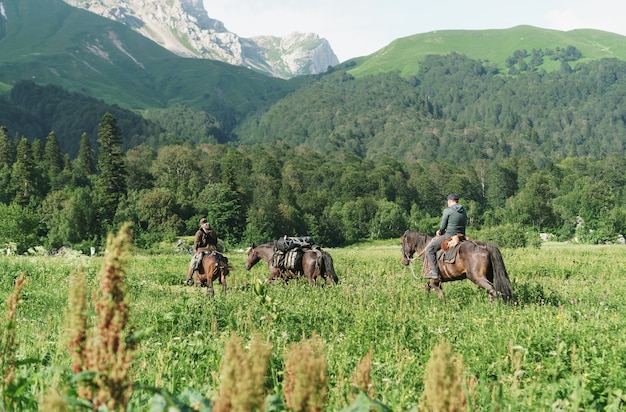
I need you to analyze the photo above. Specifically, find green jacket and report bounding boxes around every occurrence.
[439,204,467,235]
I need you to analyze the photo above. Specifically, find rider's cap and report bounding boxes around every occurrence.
[199,218,208,225]
[447,193,459,201]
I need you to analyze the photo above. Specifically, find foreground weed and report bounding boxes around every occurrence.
[0,271,27,410]
[212,332,272,412]
[350,347,374,401]
[66,269,88,375]
[284,333,329,412]
[66,223,137,411]
[420,340,469,412]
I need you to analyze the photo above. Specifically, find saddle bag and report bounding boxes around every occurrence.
[272,248,303,270]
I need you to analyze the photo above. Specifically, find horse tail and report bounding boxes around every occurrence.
[321,250,339,284]
[486,242,513,301]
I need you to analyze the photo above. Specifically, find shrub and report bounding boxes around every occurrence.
[475,223,528,248]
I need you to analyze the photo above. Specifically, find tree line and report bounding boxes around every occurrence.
[1,113,625,254]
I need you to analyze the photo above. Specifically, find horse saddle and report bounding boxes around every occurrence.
[436,234,465,264]
[196,251,228,274]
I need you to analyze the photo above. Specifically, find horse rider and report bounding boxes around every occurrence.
[424,193,467,280]
[184,217,218,285]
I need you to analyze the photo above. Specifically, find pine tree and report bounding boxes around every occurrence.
[11,137,38,206]
[44,131,63,173]
[74,132,96,187]
[0,126,14,203]
[44,131,65,190]
[0,126,15,168]
[95,113,127,230]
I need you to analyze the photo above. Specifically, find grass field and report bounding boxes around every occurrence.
[347,26,626,78]
[1,238,625,410]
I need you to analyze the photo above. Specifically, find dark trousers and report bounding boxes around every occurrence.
[424,233,454,273]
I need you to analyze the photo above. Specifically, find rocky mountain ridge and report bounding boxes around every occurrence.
[62,0,339,78]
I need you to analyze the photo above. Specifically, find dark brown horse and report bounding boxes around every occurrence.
[401,230,512,301]
[193,251,231,297]
[245,242,338,285]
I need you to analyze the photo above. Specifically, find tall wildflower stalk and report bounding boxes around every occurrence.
[350,348,374,401]
[283,333,328,412]
[212,333,272,412]
[66,223,136,411]
[67,269,88,375]
[0,271,27,409]
[420,340,469,412]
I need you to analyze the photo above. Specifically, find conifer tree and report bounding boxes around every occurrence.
[11,137,38,206]
[44,131,64,190]
[95,113,127,230]
[44,131,63,173]
[74,132,96,187]
[0,126,14,203]
[0,126,14,168]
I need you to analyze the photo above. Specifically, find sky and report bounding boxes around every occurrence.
[203,0,626,62]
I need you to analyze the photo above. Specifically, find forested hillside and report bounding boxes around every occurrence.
[3,15,626,253]
[1,112,625,254]
[236,53,626,163]
[0,81,232,157]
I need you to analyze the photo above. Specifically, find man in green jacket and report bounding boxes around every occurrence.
[424,193,467,280]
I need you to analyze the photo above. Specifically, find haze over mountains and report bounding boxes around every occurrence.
[61,0,339,79]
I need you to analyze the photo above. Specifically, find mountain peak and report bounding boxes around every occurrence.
[62,0,338,78]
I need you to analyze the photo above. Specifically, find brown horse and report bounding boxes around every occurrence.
[245,242,338,285]
[193,251,231,297]
[401,230,512,301]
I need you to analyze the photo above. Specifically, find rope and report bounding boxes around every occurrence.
[408,259,421,282]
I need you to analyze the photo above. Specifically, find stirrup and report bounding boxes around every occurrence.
[423,270,440,279]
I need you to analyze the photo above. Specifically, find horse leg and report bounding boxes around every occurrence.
[469,276,497,301]
[432,279,446,302]
[206,265,216,298]
[207,278,215,298]
[305,266,315,286]
[221,269,227,295]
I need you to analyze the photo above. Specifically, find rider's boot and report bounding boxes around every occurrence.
[183,266,194,285]
[424,269,440,280]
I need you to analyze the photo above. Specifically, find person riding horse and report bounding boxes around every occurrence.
[424,193,467,280]
[184,218,218,285]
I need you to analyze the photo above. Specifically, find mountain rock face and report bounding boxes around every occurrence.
[63,0,339,78]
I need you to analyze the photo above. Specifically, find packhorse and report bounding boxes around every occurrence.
[245,241,338,285]
[401,230,512,301]
[191,251,231,297]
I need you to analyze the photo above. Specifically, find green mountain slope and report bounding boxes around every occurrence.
[237,54,626,163]
[346,25,626,77]
[0,0,304,131]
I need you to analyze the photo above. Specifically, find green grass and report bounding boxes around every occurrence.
[0,82,10,97]
[347,25,626,78]
[1,241,625,410]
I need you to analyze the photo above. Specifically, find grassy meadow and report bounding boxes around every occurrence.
[1,238,625,411]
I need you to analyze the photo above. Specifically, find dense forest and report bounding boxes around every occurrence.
[1,111,625,254]
[2,52,626,253]
[236,53,626,163]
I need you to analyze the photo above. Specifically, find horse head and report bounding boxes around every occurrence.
[401,230,430,265]
[245,244,260,270]
[401,231,414,266]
